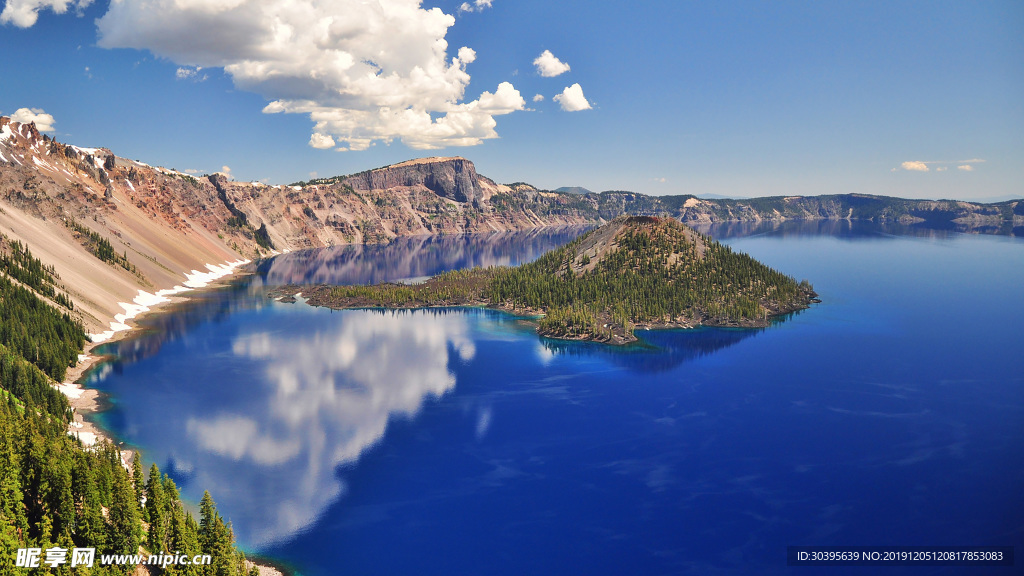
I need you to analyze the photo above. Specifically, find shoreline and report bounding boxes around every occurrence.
[49,257,291,576]
[56,258,253,451]
[269,284,817,345]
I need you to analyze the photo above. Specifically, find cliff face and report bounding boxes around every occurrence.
[343,157,484,204]
[0,118,593,335]
[0,116,249,335]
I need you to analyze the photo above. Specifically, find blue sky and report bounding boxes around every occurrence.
[1,1,1021,200]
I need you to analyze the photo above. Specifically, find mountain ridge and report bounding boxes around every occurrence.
[1,115,1021,338]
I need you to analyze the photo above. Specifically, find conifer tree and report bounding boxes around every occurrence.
[145,463,166,552]
[106,466,140,574]
[131,452,144,513]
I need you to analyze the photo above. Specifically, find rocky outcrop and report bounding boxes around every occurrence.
[343,157,484,204]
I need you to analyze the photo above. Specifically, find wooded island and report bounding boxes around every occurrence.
[272,216,819,344]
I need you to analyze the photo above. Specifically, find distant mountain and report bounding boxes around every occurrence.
[555,186,593,195]
[697,193,749,200]
[969,194,1024,204]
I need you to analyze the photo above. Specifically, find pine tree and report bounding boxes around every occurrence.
[145,463,166,553]
[131,452,144,514]
[105,465,140,574]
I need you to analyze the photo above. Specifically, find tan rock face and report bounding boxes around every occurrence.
[344,156,483,204]
[0,117,599,334]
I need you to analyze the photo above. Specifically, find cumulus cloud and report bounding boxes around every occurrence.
[94,0,523,151]
[175,66,207,81]
[936,166,947,172]
[553,83,591,112]
[10,107,56,132]
[308,132,335,150]
[957,164,974,171]
[900,161,929,172]
[532,94,544,102]
[533,49,571,77]
[0,0,92,28]
[459,0,492,13]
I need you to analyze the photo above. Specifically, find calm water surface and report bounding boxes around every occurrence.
[88,223,1024,575]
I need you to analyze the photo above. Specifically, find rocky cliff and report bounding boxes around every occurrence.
[0,117,592,336]
[343,157,484,204]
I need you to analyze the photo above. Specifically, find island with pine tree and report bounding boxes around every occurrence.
[271,216,819,344]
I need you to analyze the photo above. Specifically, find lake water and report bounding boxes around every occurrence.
[87,223,1023,575]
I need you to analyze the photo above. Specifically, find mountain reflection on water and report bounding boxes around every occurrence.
[98,227,588,368]
[257,226,590,286]
[540,324,769,373]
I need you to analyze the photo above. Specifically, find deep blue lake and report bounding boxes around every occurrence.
[87,223,1023,575]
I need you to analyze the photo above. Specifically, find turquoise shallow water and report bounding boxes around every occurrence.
[89,224,1024,575]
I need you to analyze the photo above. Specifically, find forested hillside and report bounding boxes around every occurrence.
[0,240,259,575]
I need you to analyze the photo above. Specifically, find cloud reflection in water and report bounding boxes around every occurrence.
[183,309,474,545]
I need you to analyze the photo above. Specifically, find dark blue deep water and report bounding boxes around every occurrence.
[87,224,1024,575]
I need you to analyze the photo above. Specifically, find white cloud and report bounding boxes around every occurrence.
[10,107,56,132]
[532,94,544,102]
[95,0,522,151]
[175,66,207,81]
[219,165,232,179]
[533,49,570,77]
[308,132,335,149]
[0,0,92,28]
[273,81,524,151]
[459,0,492,13]
[553,83,591,112]
[896,159,985,172]
[900,161,929,172]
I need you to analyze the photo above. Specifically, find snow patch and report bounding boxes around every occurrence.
[32,156,53,170]
[53,382,85,399]
[71,146,101,156]
[88,259,250,343]
[125,179,135,192]
[183,259,249,288]
[74,431,98,447]
[0,124,15,143]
